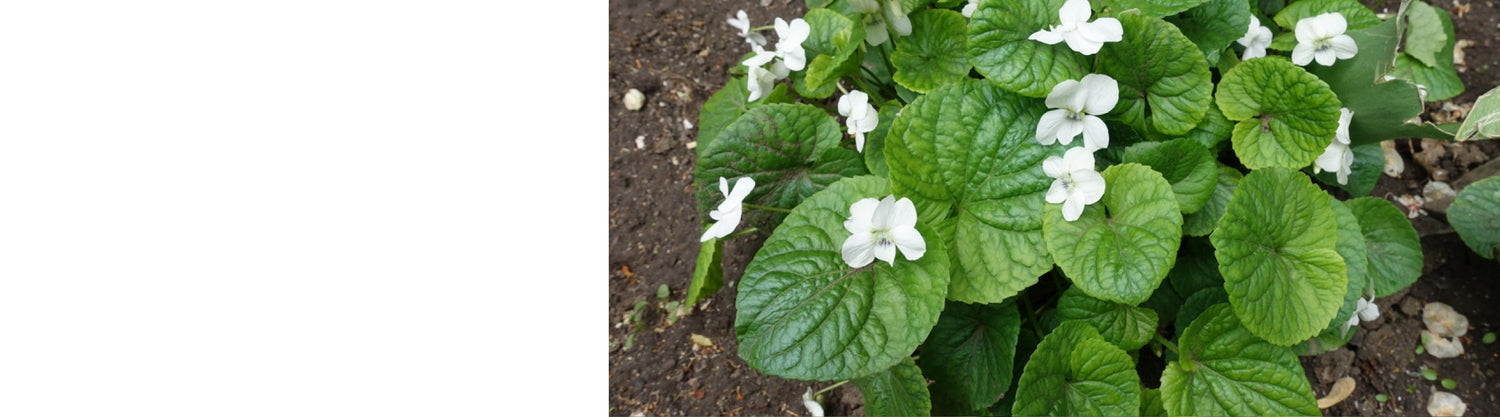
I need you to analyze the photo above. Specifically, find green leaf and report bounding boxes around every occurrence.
[1147,104,1234,152]
[792,64,838,99]
[1306,15,1439,145]
[1312,143,1383,197]
[892,9,971,93]
[1097,14,1214,136]
[1056,287,1160,351]
[698,77,789,152]
[1211,168,1346,346]
[1403,0,1447,67]
[968,0,1091,97]
[1175,287,1228,337]
[1166,0,1251,66]
[1182,164,1243,237]
[1346,197,1424,295]
[1216,57,1342,170]
[1013,321,1141,416]
[918,300,1022,410]
[1449,176,1500,258]
[802,9,868,94]
[686,227,724,308]
[1045,163,1184,305]
[855,357,934,417]
[1140,388,1168,416]
[864,100,903,178]
[1122,138,1218,214]
[1168,237,1225,297]
[887,80,1058,303]
[1326,197,1371,330]
[1101,0,1212,18]
[809,0,836,8]
[1389,0,1462,101]
[1442,378,1457,389]
[1457,86,1500,141]
[1161,304,1320,416]
[1141,284,1185,329]
[735,176,950,380]
[1421,368,1438,380]
[696,104,868,228]
[1271,0,1381,31]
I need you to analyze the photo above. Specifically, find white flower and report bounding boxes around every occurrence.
[802,388,825,417]
[1313,108,1354,185]
[1291,13,1358,66]
[1355,297,1379,322]
[883,0,913,36]
[842,195,926,268]
[744,46,790,102]
[1036,74,1118,150]
[1028,0,1123,55]
[1237,15,1273,60]
[1043,147,1106,222]
[774,18,811,71]
[701,177,755,242]
[963,0,979,18]
[838,90,880,152]
[728,10,768,47]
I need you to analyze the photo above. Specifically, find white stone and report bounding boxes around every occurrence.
[1428,390,1467,416]
[1422,329,1465,358]
[624,88,645,111]
[1423,302,1469,338]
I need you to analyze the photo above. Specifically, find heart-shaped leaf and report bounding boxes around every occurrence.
[1013,321,1141,416]
[856,357,934,416]
[968,0,1091,97]
[918,300,1022,410]
[1345,197,1422,296]
[1449,176,1500,258]
[892,9,972,93]
[1045,163,1183,306]
[1216,57,1342,170]
[1161,304,1320,416]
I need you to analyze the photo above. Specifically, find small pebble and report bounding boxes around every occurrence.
[635,135,646,149]
[624,89,645,111]
[1423,302,1469,338]
[1428,390,1467,416]
[1422,329,1465,358]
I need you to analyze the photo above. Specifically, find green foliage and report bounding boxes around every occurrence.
[968,0,1091,97]
[1216,57,1343,170]
[1056,287,1160,351]
[891,9,971,93]
[1013,321,1141,416]
[1044,163,1183,305]
[1161,304,1320,416]
[1122,139,1218,214]
[1449,176,1500,258]
[918,300,1022,410]
[736,176,950,380]
[1345,197,1423,296]
[856,357,934,416]
[687,226,725,309]
[1097,14,1213,135]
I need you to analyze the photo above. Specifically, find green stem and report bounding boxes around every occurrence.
[1153,333,1181,356]
[723,227,759,239]
[750,25,774,32]
[815,380,850,396]
[743,203,793,214]
[836,82,849,95]
[1017,293,1047,340]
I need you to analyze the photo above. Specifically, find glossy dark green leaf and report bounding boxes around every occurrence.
[1013,321,1141,416]
[856,357,934,416]
[918,300,1022,410]
[1122,138,1218,214]
[1182,164,1243,237]
[1045,163,1183,306]
[1097,14,1214,135]
[1449,176,1500,258]
[1161,304,1320,416]
[1346,197,1423,296]
[967,0,1090,97]
[1056,287,1160,351]
[892,9,972,93]
[1216,57,1342,170]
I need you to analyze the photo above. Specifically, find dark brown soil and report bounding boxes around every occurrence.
[608,0,1500,415]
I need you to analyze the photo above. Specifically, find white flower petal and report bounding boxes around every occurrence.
[1054,118,1085,145]
[1314,141,1347,175]
[1036,109,1069,145]
[842,233,877,268]
[1046,178,1070,203]
[1043,155,1068,179]
[890,227,927,261]
[1071,169,1106,205]
[1291,43,1316,66]
[1045,79,1085,111]
[782,49,807,71]
[892,197,919,229]
[747,66,773,101]
[1236,16,1260,47]
[1061,30,1106,55]
[1294,17,1318,44]
[1314,48,1337,66]
[855,131,866,152]
[874,238,898,265]
[1029,28,1066,45]
[1315,13,1347,37]
[727,177,755,203]
[1062,143,1096,171]
[846,198,880,234]
[1081,115,1110,151]
[1077,17,1123,44]
[1336,108,1353,144]
[872,195,897,230]
[1062,194,1087,221]
[1058,0,1093,26]
[1080,74,1119,115]
[1330,35,1358,59]
[885,0,912,35]
[718,176,730,198]
[701,208,742,242]
[1357,297,1380,321]
[866,21,890,45]
[802,388,825,417]
[962,0,978,18]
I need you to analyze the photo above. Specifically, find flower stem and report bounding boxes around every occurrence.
[743,203,792,213]
[723,227,759,240]
[815,380,849,396]
[1153,333,1180,356]
[750,25,774,32]
[1017,293,1047,340]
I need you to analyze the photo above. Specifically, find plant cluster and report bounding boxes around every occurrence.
[686,0,1498,414]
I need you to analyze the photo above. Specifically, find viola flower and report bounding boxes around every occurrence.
[743,47,789,102]
[865,20,890,46]
[842,195,926,268]
[1036,74,1118,150]
[1043,146,1106,222]
[1027,0,1123,55]
[774,18,811,71]
[802,388,825,417]
[727,10,767,47]
[963,0,979,18]
[1291,12,1358,66]
[1344,296,1380,333]
[838,90,880,152]
[1313,108,1354,185]
[1237,15,1273,60]
[701,177,756,242]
